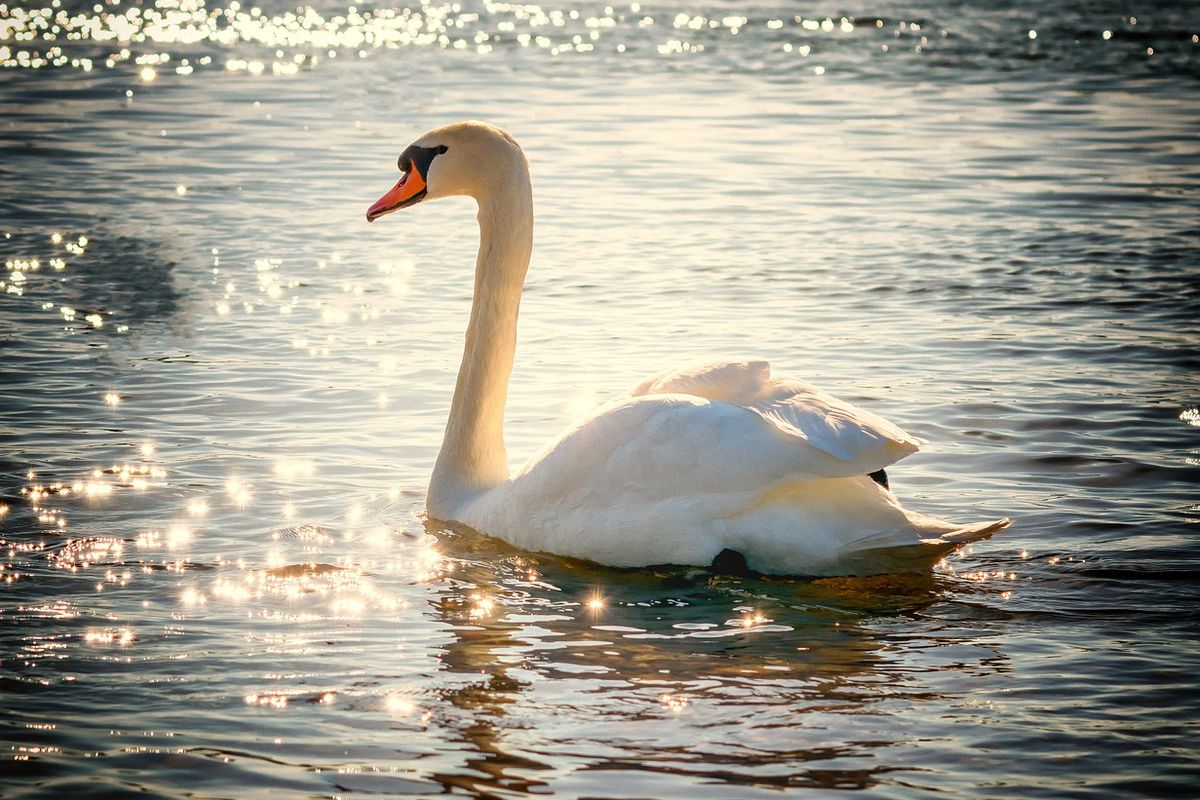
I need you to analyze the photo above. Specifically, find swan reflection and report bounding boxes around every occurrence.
[420,518,1004,793]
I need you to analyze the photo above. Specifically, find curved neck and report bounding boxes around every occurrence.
[428,173,533,516]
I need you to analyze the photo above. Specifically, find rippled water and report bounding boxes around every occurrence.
[2,0,1199,796]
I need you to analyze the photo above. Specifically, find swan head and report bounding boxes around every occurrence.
[366,120,526,222]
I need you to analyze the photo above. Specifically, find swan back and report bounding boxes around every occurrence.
[632,359,919,474]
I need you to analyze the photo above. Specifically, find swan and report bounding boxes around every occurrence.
[366,120,1010,576]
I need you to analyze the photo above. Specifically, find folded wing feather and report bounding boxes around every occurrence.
[631,359,919,475]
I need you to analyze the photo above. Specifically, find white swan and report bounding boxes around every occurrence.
[367,121,1010,576]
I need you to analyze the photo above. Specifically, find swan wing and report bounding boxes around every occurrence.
[632,359,918,475]
[473,394,1000,573]
[632,358,773,402]
[515,394,859,499]
[482,394,876,566]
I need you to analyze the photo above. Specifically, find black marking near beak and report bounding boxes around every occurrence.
[398,143,449,179]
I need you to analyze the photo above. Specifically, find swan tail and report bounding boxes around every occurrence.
[730,478,1011,575]
[937,517,1012,545]
[838,517,1011,575]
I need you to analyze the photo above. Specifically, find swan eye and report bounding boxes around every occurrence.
[397,144,449,179]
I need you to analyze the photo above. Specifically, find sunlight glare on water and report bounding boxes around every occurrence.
[2,0,1200,797]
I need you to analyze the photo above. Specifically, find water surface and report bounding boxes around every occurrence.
[2,0,1199,797]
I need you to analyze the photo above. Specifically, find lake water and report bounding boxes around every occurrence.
[2,0,1199,797]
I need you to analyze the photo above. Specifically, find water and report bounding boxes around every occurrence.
[2,0,1199,796]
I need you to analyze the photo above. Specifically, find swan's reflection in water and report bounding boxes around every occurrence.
[422,520,1003,795]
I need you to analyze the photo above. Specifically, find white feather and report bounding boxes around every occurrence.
[633,358,919,473]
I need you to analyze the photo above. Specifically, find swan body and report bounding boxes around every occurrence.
[367,121,1009,576]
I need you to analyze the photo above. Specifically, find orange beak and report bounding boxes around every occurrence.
[366,169,427,222]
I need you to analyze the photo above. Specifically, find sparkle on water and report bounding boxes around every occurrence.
[2,0,1199,797]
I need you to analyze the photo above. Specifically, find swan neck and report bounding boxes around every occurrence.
[429,172,533,515]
